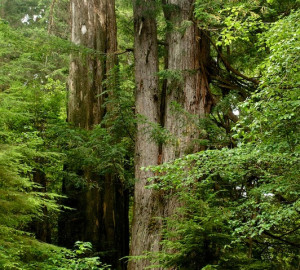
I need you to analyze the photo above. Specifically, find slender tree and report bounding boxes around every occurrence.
[59,1,128,269]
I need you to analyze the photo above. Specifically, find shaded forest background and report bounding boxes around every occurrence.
[0,0,299,269]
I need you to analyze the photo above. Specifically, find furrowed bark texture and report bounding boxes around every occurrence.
[161,0,212,218]
[59,1,128,269]
[160,0,212,254]
[128,0,161,269]
[129,1,212,268]
[67,0,105,129]
[162,0,211,162]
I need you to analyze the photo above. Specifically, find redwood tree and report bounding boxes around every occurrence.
[129,0,162,269]
[130,0,212,268]
[59,1,128,269]
[161,0,212,216]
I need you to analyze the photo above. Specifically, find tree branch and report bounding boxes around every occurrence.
[263,231,300,248]
[204,32,260,85]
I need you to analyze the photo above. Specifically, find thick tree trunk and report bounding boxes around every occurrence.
[128,0,161,269]
[160,2,213,264]
[129,1,212,269]
[59,1,128,269]
[162,0,211,163]
[67,0,105,129]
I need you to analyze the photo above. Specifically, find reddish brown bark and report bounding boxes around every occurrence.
[129,1,212,269]
[162,0,211,161]
[59,1,128,269]
[161,0,212,235]
[128,0,162,269]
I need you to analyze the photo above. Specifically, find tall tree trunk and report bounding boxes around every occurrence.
[128,0,161,269]
[58,1,128,269]
[129,1,212,268]
[162,0,211,162]
[161,0,212,214]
